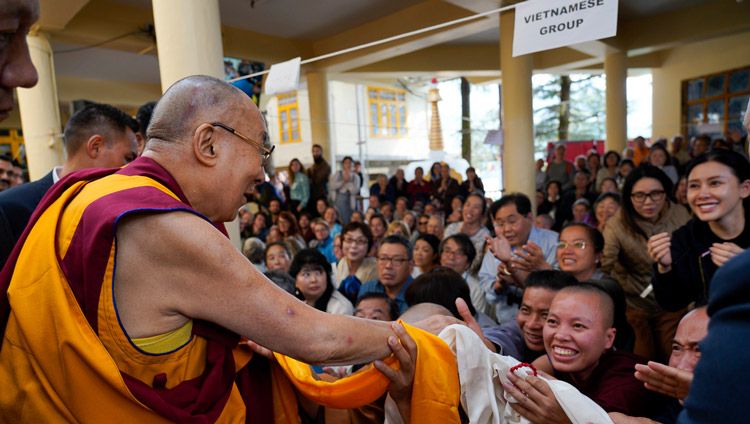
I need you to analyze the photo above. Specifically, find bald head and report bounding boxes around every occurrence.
[557,284,615,329]
[147,75,264,148]
[399,303,452,325]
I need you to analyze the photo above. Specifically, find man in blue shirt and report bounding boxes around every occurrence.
[479,193,559,324]
[359,235,414,315]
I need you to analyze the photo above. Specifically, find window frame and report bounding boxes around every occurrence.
[367,86,408,138]
[277,91,301,144]
[681,65,750,139]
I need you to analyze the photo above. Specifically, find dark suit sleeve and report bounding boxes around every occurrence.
[0,207,14,270]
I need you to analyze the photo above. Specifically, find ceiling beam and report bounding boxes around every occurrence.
[310,0,497,72]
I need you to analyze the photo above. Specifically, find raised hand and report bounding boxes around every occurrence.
[647,232,672,273]
[634,361,692,400]
[709,242,745,268]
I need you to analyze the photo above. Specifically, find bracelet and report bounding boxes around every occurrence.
[502,266,512,276]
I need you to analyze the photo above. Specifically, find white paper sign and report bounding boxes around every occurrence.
[484,129,504,147]
[513,0,618,57]
[264,57,301,95]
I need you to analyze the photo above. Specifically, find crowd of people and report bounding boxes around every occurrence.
[233,127,749,422]
[1,1,750,422]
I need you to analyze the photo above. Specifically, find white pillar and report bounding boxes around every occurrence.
[152,0,224,90]
[605,51,628,154]
[152,0,242,248]
[500,10,536,209]
[17,33,63,182]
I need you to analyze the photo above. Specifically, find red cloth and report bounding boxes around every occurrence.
[558,350,671,418]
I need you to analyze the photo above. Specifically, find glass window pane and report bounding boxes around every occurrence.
[687,103,703,122]
[729,70,749,93]
[371,113,379,125]
[291,130,299,140]
[399,115,406,125]
[397,93,405,102]
[280,110,287,120]
[380,90,395,101]
[373,125,379,135]
[381,125,387,135]
[390,105,396,115]
[687,79,703,101]
[685,123,699,139]
[399,105,405,115]
[728,117,748,137]
[706,100,724,123]
[705,75,725,98]
[291,119,298,130]
[381,104,387,116]
[728,95,749,117]
[369,89,378,99]
[290,108,298,119]
[282,131,289,142]
[282,120,288,131]
[400,127,407,136]
[370,102,378,114]
[390,126,397,135]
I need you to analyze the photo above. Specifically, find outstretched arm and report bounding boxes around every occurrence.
[114,211,394,366]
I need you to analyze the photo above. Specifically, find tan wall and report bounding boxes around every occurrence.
[652,31,750,139]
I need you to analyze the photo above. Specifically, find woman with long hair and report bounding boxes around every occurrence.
[650,150,750,311]
[601,165,690,362]
[277,211,306,250]
[290,249,353,315]
[288,158,310,213]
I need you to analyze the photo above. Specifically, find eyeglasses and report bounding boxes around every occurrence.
[630,190,665,203]
[441,248,466,257]
[210,122,275,166]
[377,256,410,266]
[343,237,368,246]
[557,241,587,250]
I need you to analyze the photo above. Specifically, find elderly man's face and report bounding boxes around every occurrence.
[0,0,39,122]
[669,308,708,373]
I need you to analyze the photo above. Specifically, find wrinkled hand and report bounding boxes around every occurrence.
[634,361,692,400]
[510,241,551,273]
[710,242,745,268]
[647,233,672,272]
[374,322,417,424]
[502,372,572,424]
[486,232,512,263]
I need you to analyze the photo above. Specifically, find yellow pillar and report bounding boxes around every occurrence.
[17,33,63,182]
[152,0,224,91]
[605,51,628,154]
[152,0,242,248]
[306,72,335,166]
[500,10,536,209]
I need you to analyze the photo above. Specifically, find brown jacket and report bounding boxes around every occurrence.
[601,202,690,312]
[308,158,331,202]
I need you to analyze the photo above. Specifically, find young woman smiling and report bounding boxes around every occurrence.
[601,165,690,362]
[649,150,750,312]
[335,222,378,289]
[411,233,440,278]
